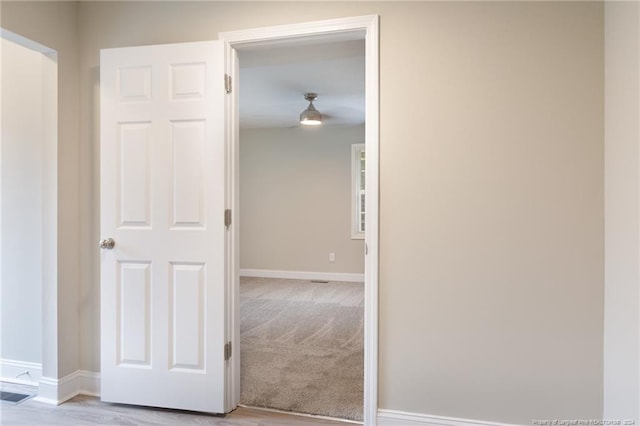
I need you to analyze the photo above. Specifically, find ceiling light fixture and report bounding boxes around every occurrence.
[300,93,322,126]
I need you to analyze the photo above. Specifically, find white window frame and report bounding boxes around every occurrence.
[351,143,365,240]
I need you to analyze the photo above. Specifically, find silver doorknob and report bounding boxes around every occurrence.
[99,238,115,250]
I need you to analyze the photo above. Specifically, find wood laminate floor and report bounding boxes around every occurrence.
[0,383,350,426]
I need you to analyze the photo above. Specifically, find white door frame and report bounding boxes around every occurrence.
[219,15,379,424]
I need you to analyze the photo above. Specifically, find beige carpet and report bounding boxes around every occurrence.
[240,277,364,421]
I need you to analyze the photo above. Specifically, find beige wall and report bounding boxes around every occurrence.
[604,1,640,422]
[377,3,603,422]
[1,1,605,424]
[240,126,365,275]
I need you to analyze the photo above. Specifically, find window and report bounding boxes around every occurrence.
[351,144,365,239]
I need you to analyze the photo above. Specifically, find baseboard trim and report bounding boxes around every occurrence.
[0,358,42,385]
[33,370,100,405]
[240,268,364,283]
[377,409,524,426]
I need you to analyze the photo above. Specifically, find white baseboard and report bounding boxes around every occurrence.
[0,358,42,385]
[240,268,364,283]
[377,410,524,426]
[34,370,100,405]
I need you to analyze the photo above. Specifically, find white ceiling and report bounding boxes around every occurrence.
[238,39,365,129]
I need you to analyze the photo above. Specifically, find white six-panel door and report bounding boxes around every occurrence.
[100,41,228,413]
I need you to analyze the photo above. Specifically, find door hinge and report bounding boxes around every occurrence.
[224,74,232,94]
[224,341,232,361]
[224,209,232,228]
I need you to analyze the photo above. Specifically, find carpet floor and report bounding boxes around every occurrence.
[240,277,364,421]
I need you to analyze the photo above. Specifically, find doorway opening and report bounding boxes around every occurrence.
[0,29,58,393]
[221,15,379,424]
[236,38,366,421]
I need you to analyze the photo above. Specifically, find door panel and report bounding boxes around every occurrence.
[118,261,151,367]
[170,120,206,227]
[169,263,205,370]
[100,41,227,413]
[117,122,151,227]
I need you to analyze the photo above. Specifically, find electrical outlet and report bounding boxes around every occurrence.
[329,252,335,262]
